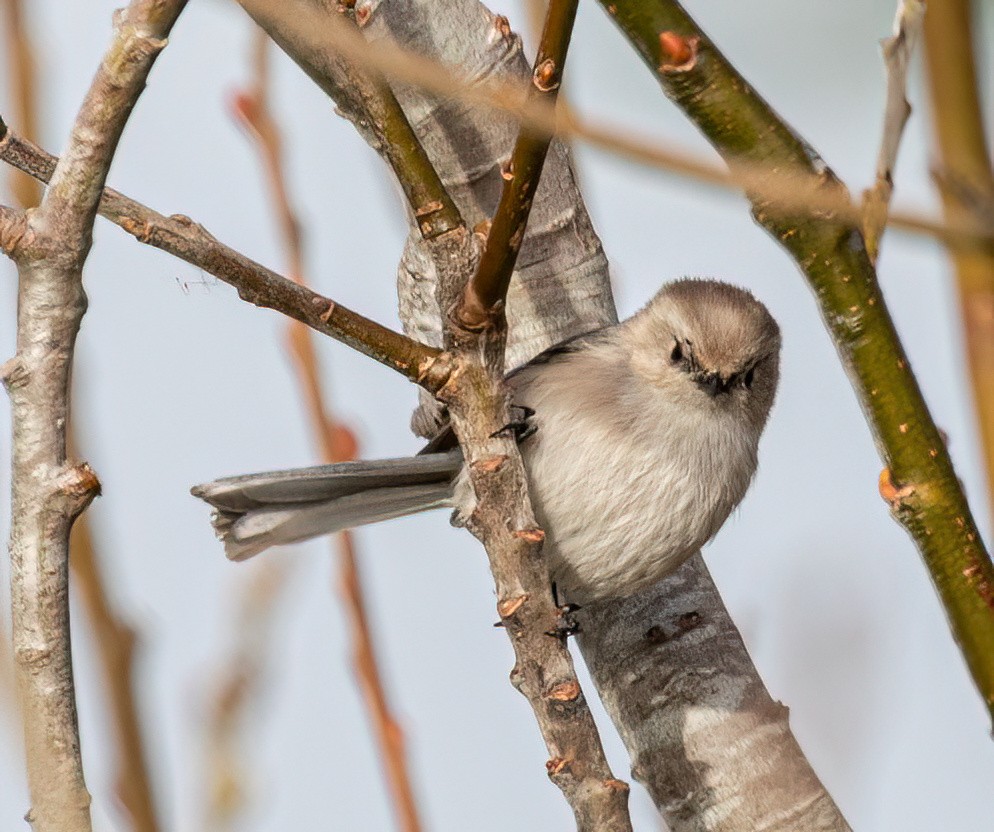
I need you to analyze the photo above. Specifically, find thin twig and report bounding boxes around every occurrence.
[69,520,159,832]
[458,0,579,328]
[232,32,424,832]
[0,2,186,830]
[215,0,990,251]
[862,0,927,262]
[600,0,994,725]
[923,0,994,533]
[0,120,448,390]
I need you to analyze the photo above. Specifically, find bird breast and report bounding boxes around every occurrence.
[517,380,759,603]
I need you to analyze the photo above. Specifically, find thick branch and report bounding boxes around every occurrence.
[580,558,851,831]
[923,0,994,532]
[599,0,994,721]
[0,120,445,389]
[2,2,186,830]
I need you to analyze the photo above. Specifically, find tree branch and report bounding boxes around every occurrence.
[598,0,994,722]
[457,0,579,328]
[2,4,162,826]
[232,33,425,832]
[1,1,186,829]
[923,0,994,533]
[0,119,447,389]
[861,0,926,262]
[239,1,634,826]
[238,0,464,242]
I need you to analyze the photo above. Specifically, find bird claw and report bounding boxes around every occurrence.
[546,607,581,639]
[490,405,537,443]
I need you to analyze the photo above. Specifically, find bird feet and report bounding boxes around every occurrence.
[490,405,537,443]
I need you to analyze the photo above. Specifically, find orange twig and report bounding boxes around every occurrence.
[1,0,41,208]
[231,29,423,832]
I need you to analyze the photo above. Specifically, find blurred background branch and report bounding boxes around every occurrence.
[230,29,424,832]
[923,0,994,532]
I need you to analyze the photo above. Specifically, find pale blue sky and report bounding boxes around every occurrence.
[1,1,993,830]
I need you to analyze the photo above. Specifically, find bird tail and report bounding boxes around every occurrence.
[191,451,462,561]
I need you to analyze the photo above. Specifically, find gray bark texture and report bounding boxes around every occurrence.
[356,2,852,830]
[1,2,186,830]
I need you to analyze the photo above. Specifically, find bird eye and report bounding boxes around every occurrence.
[743,367,755,388]
[670,341,683,363]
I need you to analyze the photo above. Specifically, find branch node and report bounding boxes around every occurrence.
[513,527,545,543]
[493,14,512,39]
[658,32,699,72]
[497,594,528,619]
[878,467,915,507]
[471,454,508,474]
[56,462,102,519]
[1,356,30,390]
[545,756,570,776]
[546,680,581,702]
[533,58,559,92]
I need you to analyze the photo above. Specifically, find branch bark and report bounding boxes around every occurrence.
[922,0,994,532]
[598,0,994,723]
[239,2,633,826]
[358,2,850,830]
[0,1,186,829]
[0,120,446,389]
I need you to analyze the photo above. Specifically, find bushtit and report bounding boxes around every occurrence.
[192,279,780,603]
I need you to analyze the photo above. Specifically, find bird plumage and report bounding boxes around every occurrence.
[192,279,780,602]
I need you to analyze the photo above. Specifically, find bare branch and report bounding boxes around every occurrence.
[2,2,186,829]
[242,2,632,826]
[0,121,447,389]
[457,0,579,328]
[2,6,162,826]
[600,0,994,726]
[862,0,927,261]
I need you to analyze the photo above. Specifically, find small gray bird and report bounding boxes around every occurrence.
[192,279,780,603]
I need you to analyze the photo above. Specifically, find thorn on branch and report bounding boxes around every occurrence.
[1,356,30,390]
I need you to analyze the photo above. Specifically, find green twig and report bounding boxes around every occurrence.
[598,0,994,720]
[0,119,448,390]
[458,0,579,328]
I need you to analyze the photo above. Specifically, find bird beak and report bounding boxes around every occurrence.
[695,372,731,398]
